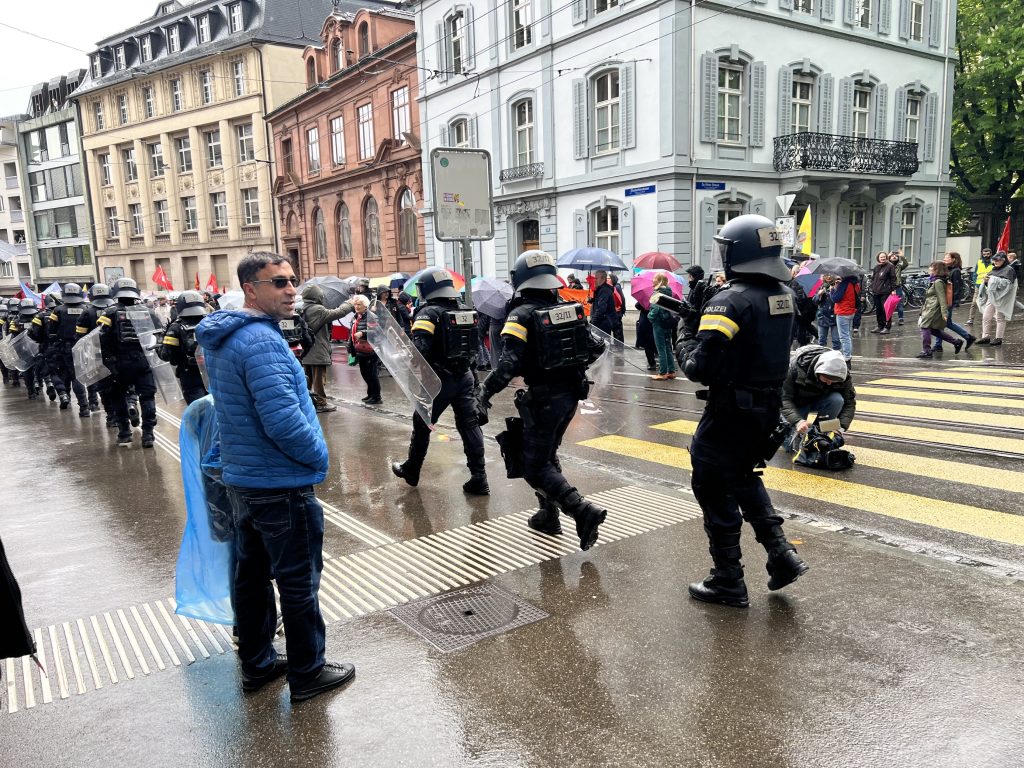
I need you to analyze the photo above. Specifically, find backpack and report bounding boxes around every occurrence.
[297,317,316,359]
[793,425,855,471]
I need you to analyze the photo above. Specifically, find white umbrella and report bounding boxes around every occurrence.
[218,290,245,310]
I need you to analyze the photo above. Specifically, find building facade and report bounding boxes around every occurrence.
[73,0,365,293]
[16,71,97,288]
[414,0,956,285]
[0,119,32,296]
[268,7,425,280]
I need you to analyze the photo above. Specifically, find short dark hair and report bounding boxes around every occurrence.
[930,260,948,277]
[237,251,289,286]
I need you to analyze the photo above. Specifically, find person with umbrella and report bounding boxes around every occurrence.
[816,258,863,368]
[588,270,617,334]
[646,273,678,380]
[299,284,357,413]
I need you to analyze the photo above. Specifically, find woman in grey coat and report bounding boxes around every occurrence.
[300,284,355,413]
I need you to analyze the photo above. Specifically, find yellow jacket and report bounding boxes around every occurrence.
[975,260,994,285]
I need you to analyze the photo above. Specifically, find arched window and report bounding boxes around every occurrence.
[513,98,534,166]
[398,189,417,257]
[336,202,352,261]
[306,58,317,88]
[286,212,297,235]
[363,197,381,260]
[591,205,619,252]
[592,70,620,154]
[313,208,327,261]
[331,40,343,73]
[358,23,370,57]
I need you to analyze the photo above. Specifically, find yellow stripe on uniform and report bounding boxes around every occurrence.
[855,386,1024,411]
[412,319,436,334]
[162,335,180,346]
[48,313,58,322]
[866,377,1019,396]
[856,399,1024,430]
[96,315,112,326]
[31,317,42,326]
[579,435,1024,546]
[502,321,529,342]
[697,314,739,339]
[75,326,88,334]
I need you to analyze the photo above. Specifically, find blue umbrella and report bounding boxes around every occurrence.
[556,247,627,271]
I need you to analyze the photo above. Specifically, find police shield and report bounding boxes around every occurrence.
[575,325,633,435]
[0,336,16,370]
[8,332,40,372]
[72,327,112,387]
[366,300,441,426]
[129,308,184,404]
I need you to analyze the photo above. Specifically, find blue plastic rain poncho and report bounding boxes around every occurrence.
[174,395,235,625]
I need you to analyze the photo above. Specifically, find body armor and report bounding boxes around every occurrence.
[532,303,589,370]
[441,309,478,360]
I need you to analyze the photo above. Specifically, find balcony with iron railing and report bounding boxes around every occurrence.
[499,162,544,183]
[773,133,919,177]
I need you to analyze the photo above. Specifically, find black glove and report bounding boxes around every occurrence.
[475,389,491,426]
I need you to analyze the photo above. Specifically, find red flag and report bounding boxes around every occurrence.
[996,216,1012,253]
[152,265,174,291]
[194,272,201,291]
[205,273,219,294]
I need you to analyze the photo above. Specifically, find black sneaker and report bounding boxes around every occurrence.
[241,655,289,693]
[290,661,355,703]
[117,433,133,447]
[141,432,155,449]
[462,475,490,495]
[128,406,140,427]
[59,395,71,410]
[315,404,337,413]
[79,406,91,418]
[953,339,964,354]
[364,396,382,405]
[391,462,420,487]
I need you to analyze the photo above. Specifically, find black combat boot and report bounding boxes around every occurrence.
[128,403,141,428]
[688,529,749,608]
[462,473,489,495]
[558,488,607,551]
[391,462,421,487]
[527,493,562,535]
[46,384,57,401]
[105,413,117,429]
[752,524,809,591]
[79,404,91,418]
[117,423,133,447]
[59,394,70,410]
[141,431,155,449]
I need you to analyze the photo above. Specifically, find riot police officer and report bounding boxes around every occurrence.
[97,278,161,448]
[476,251,607,550]
[678,214,809,608]
[76,283,115,425]
[2,298,20,386]
[157,290,209,404]
[392,268,489,495]
[41,283,91,416]
[11,299,41,399]
[30,293,61,402]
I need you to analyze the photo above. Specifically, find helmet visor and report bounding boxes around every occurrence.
[710,238,729,274]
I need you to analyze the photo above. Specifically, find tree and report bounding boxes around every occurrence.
[950,2,1024,238]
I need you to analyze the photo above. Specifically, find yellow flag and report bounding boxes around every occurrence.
[796,208,813,255]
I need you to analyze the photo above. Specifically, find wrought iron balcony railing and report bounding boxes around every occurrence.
[773,132,919,177]
[499,162,544,182]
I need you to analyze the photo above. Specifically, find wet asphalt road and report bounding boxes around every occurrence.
[1,314,1022,767]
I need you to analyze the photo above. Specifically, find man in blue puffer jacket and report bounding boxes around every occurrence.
[195,252,355,704]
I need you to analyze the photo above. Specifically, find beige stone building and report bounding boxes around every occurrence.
[74,0,387,293]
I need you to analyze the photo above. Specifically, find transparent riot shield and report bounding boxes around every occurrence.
[0,336,16,370]
[366,300,441,426]
[8,332,40,372]
[575,325,629,435]
[129,308,184,405]
[72,327,111,387]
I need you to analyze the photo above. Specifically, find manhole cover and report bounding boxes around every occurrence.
[390,583,548,653]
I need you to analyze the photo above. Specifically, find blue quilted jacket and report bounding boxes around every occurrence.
[195,309,328,489]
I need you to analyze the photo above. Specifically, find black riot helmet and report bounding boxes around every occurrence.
[19,298,38,318]
[113,278,141,303]
[62,283,85,305]
[44,293,60,310]
[512,250,563,292]
[711,214,791,282]
[0,303,6,317]
[90,283,114,309]
[176,290,209,320]
[6,298,19,315]
[417,268,460,301]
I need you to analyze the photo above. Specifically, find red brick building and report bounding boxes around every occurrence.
[268,7,423,280]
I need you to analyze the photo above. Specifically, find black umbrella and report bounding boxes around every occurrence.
[808,257,865,278]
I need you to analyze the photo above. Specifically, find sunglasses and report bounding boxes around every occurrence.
[249,276,299,289]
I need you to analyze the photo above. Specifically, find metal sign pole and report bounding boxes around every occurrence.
[461,239,475,308]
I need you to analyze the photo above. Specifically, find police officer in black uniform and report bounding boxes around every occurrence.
[392,268,489,495]
[678,214,809,608]
[97,278,161,448]
[41,283,92,416]
[157,290,209,404]
[11,299,41,399]
[3,298,22,386]
[76,283,115,424]
[476,251,607,550]
[30,293,61,402]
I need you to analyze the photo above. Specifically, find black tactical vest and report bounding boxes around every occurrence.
[708,281,794,389]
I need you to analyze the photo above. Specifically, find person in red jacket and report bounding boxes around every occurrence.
[829,275,860,368]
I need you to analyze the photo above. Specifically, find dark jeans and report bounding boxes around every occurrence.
[872,293,891,330]
[357,355,380,399]
[228,485,326,686]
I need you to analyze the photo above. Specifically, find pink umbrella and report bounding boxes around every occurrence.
[630,270,684,310]
[634,251,681,271]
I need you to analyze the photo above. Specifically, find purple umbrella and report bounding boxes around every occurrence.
[630,270,684,310]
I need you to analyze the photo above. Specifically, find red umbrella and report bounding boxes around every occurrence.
[634,251,681,271]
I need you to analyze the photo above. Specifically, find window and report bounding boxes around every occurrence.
[99,153,112,185]
[512,0,532,50]
[91,56,102,78]
[175,136,192,172]
[181,196,198,231]
[141,36,153,62]
[282,138,293,172]
[337,204,353,261]
[392,87,410,143]
[447,13,465,75]
[204,129,222,168]
[210,192,228,229]
[143,86,155,119]
[905,95,921,143]
[114,46,126,70]
[856,0,872,29]
[716,201,744,232]
[592,205,619,252]
[593,71,620,154]
[93,102,104,130]
[514,99,534,166]
[59,123,72,157]
[232,61,246,96]
[118,94,129,125]
[236,123,254,161]
[200,71,213,104]
[717,64,743,142]
[594,0,618,14]
[154,200,170,234]
[171,78,184,111]
[129,204,144,236]
[0,262,12,279]
[398,189,417,257]
[198,15,211,44]
[123,148,138,182]
[306,126,321,173]
[330,116,345,165]
[148,142,165,177]
[363,198,381,259]
[848,207,866,264]
[852,86,871,138]
[168,25,181,53]
[29,173,46,204]
[241,188,259,225]
[358,103,374,160]
[451,118,470,147]
[900,207,917,262]
[331,40,343,72]
[313,208,327,261]
[106,207,119,238]
[229,2,243,33]
[306,58,317,88]
[358,23,370,57]
[794,0,814,13]
[791,76,813,134]
[909,0,925,41]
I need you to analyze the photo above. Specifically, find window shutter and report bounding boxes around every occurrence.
[871,203,887,254]
[779,0,793,10]
[574,209,586,248]
[778,67,794,137]
[818,73,835,133]
[879,0,893,34]
[464,6,476,71]
[619,205,634,264]
[572,0,587,25]
[893,87,908,142]
[469,115,478,148]
[749,61,767,147]
[922,92,938,161]
[572,78,588,159]
[815,202,831,257]
[700,199,716,265]
[700,53,718,144]
[898,0,910,40]
[619,61,636,150]
[440,123,450,146]
[752,198,767,216]
[890,204,902,249]
[843,0,857,25]
[436,23,448,83]
[920,203,935,263]
[927,0,941,47]
[874,83,889,139]
[836,203,851,260]
[837,77,854,136]
[821,0,836,22]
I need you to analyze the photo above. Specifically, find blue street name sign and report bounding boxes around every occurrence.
[624,184,656,197]
[696,181,726,190]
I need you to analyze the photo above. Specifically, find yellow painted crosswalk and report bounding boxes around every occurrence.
[865,378,1018,396]
[855,386,1019,410]
[906,370,1024,384]
[855,400,1024,429]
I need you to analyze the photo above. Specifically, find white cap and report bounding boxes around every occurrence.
[813,350,848,381]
